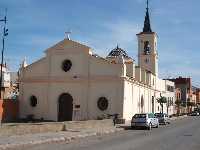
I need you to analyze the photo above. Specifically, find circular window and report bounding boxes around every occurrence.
[30,95,37,107]
[62,59,72,72]
[97,97,108,111]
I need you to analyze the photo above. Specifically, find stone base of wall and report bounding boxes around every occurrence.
[0,119,114,136]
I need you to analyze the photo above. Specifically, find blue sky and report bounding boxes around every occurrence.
[0,0,200,86]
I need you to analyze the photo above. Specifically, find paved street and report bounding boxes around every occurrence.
[18,117,200,150]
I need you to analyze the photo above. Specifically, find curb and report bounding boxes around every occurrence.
[170,115,188,121]
[0,128,123,150]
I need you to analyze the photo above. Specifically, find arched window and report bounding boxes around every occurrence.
[141,95,144,108]
[144,41,151,55]
[30,95,37,107]
[140,95,144,113]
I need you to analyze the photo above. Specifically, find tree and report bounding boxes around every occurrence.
[187,101,195,107]
[187,101,196,113]
[175,100,182,115]
[157,96,167,114]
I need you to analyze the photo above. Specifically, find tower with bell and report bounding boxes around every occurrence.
[137,0,158,76]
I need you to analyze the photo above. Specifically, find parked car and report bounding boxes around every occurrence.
[194,108,200,113]
[190,111,200,116]
[131,113,159,130]
[155,113,170,125]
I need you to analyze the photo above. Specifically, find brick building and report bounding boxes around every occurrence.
[195,89,200,105]
[168,77,192,104]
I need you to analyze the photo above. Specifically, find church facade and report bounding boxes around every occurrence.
[19,3,175,121]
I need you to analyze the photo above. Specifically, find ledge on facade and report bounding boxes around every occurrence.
[136,32,157,35]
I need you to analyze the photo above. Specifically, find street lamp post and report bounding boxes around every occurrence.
[0,11,8,99]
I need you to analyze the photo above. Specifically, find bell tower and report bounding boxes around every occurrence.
[137,0,158,76]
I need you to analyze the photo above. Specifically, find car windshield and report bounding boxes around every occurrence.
[133,114,146,118]
[155,113,164,117]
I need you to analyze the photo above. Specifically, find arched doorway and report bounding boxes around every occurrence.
[58,93,73,121]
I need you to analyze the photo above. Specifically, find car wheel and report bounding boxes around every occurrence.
[148,123,152,130]
[131,126,135,129]
[156,123,159,128]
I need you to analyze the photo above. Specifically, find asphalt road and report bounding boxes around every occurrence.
[21,116,200,150]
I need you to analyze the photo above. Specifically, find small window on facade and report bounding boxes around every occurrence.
[30,95,37,107]
[97,97,109,111]
[145,58,149,64]
[62,59,72,72]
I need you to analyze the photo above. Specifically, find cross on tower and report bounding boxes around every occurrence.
[65,30,72,40]
[147,0,149,9]
[0,8,7,24]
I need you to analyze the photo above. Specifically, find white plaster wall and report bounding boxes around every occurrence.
[156,78,165,92]
[50,51,89,77]
[23,58,48,78]
[135,67,141,82]
[47,82,87,121]
[19,83,48,119]
[126,62,135,78]
[163,80,176,115]
[90,56,123,77]
[123,81,134,120]
[141,69,146,84]
[88,80,124,119]
[3,71,10,87]
[123,80,155,121]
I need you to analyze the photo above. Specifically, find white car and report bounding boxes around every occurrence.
[190,111,200,116]
[131,113,159,130]
[155,113,170,125]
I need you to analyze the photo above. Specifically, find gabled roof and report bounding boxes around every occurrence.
[45,38,90,52]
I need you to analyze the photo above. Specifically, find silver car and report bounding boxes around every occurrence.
[131,113,159,130]
[155,113,170,125]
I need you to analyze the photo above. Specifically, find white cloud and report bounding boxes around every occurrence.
[78,20,141,57]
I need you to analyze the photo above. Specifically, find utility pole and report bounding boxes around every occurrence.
[0,9,8,99]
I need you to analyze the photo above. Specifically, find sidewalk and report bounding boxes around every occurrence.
[0,120,123,150]
[169,115,188,121]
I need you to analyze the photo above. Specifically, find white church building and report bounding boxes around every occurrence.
[19,3,175,121]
